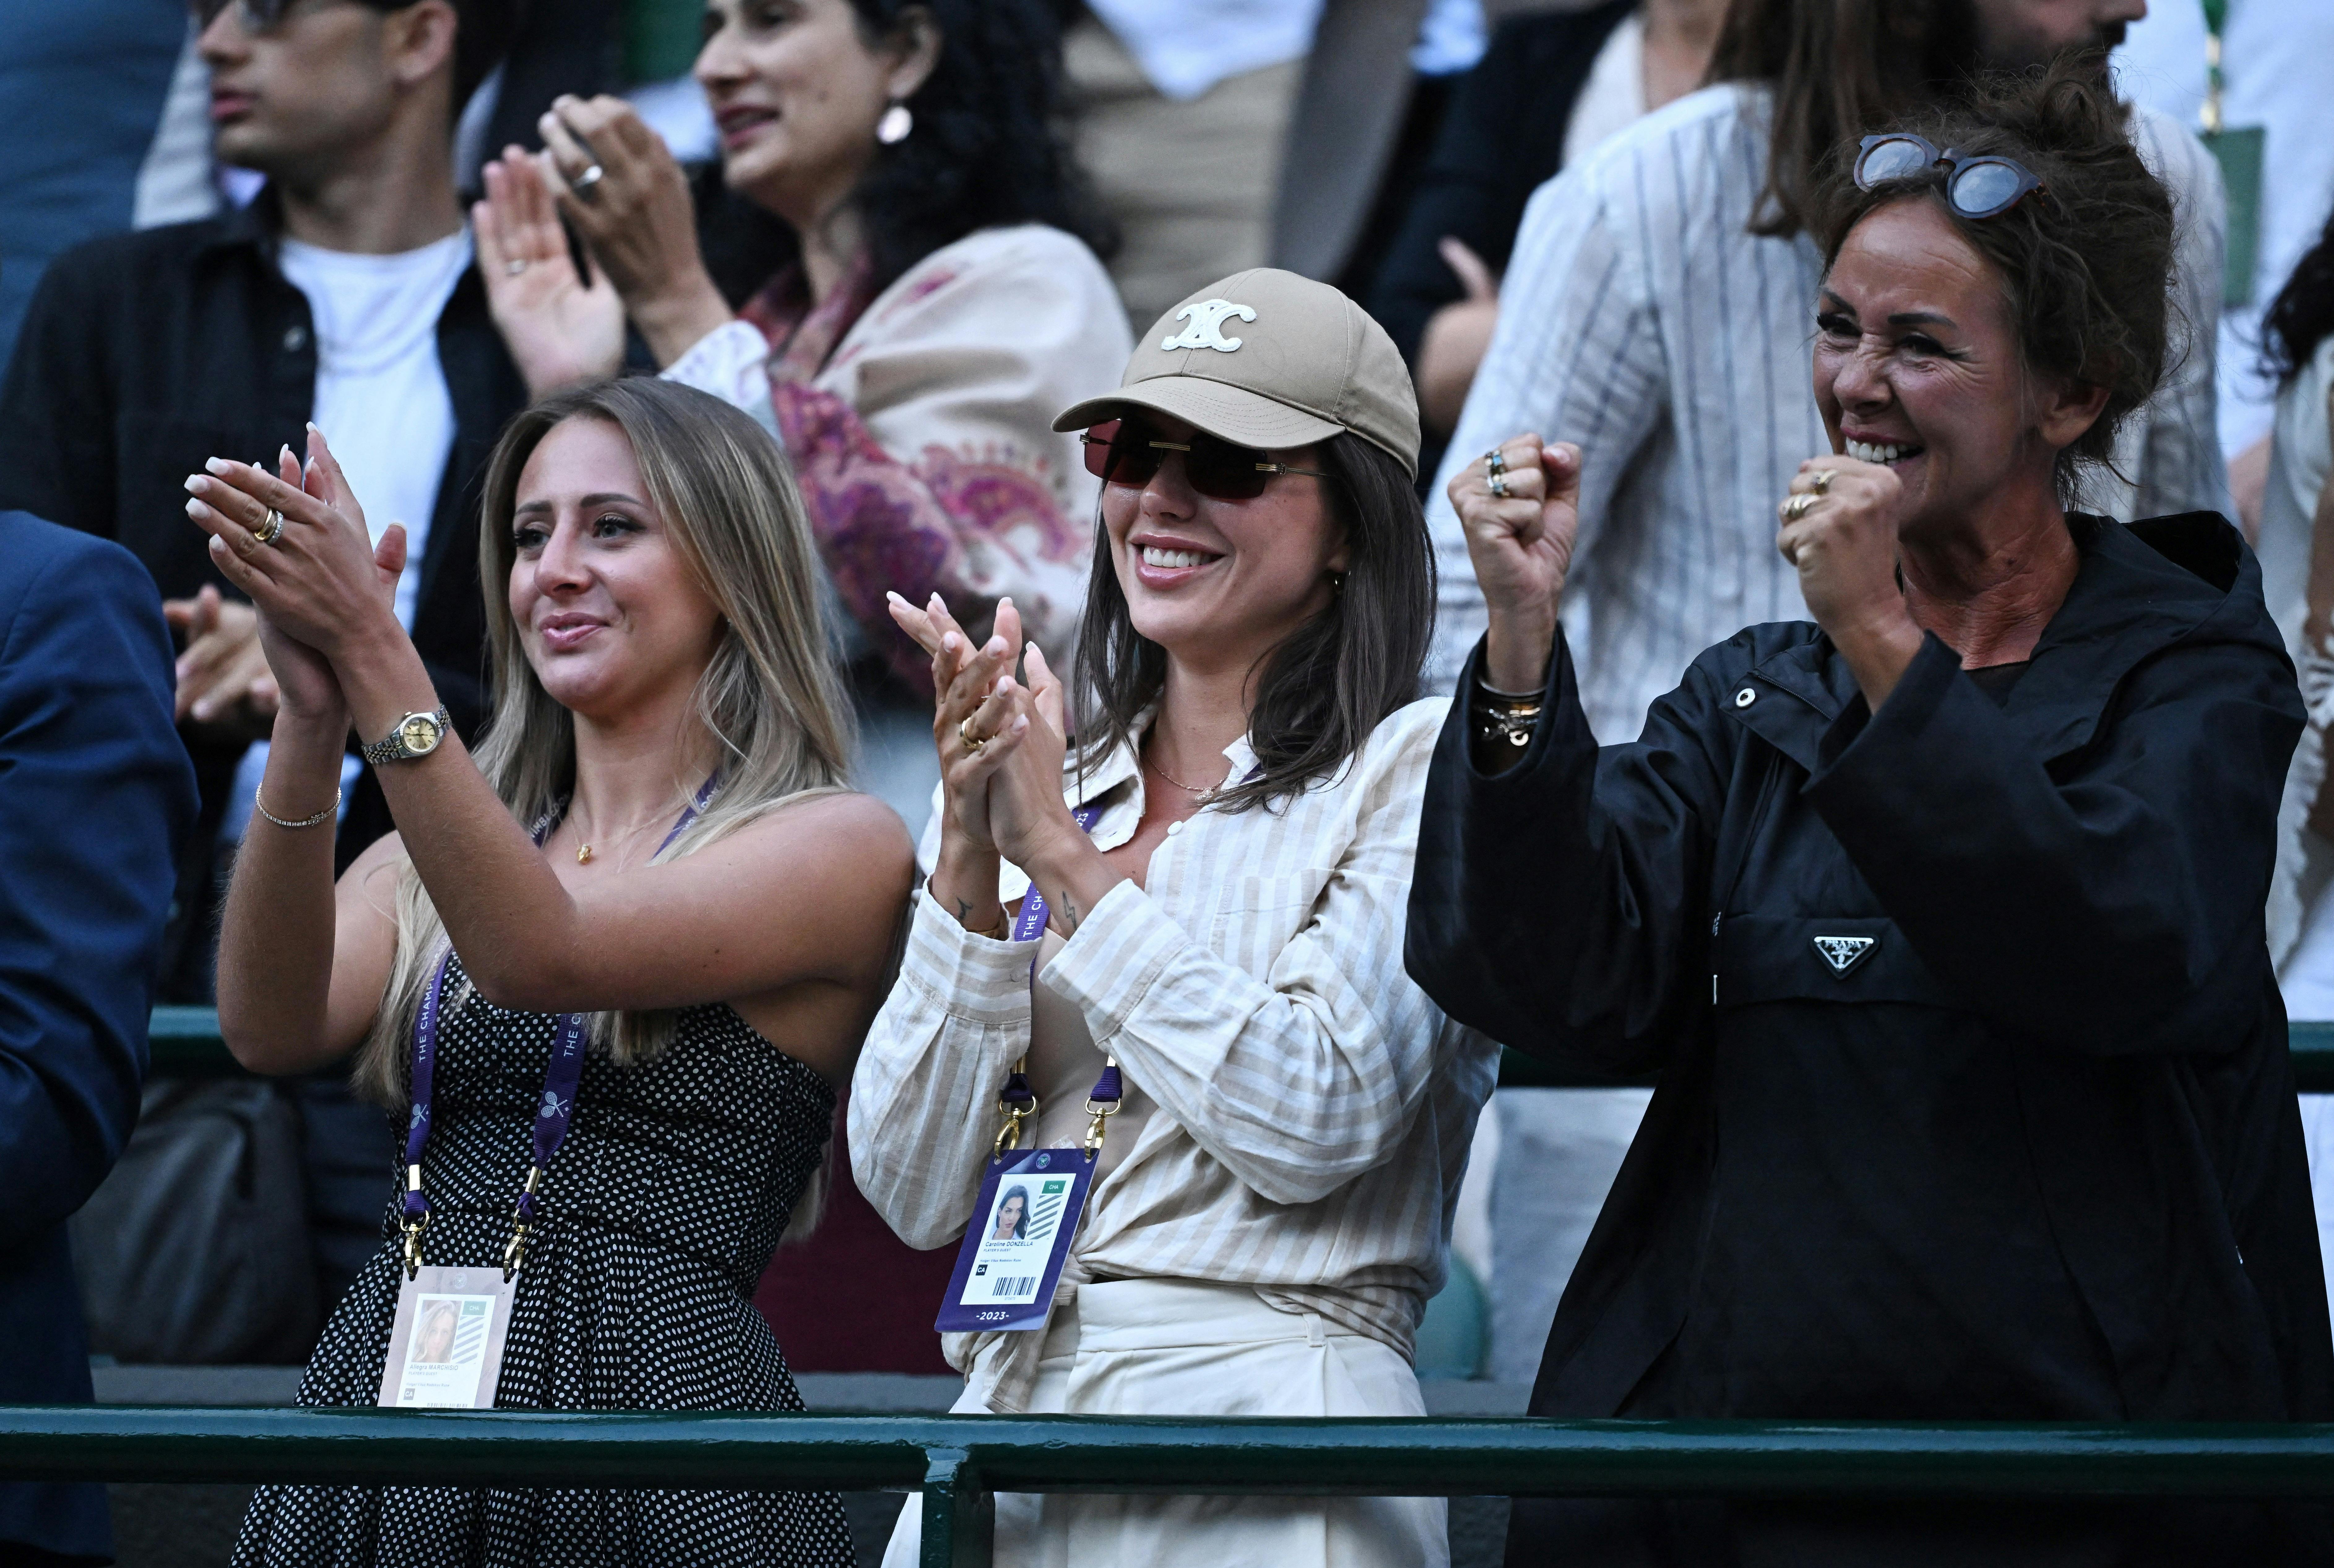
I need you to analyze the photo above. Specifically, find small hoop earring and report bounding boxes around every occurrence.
[877,102,913,145]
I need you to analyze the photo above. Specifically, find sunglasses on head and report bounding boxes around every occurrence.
[1080,418,1335,502]
[1854,133,2046,220]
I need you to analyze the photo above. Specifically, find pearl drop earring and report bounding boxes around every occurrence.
[877,102,913,144]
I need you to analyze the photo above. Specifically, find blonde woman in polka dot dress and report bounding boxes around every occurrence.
[186,377,915,1566]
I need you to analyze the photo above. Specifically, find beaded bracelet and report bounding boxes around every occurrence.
[253,788,340,830]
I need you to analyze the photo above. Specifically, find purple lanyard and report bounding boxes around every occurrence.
[994,803,1121,1158]
[399,775,720,1277]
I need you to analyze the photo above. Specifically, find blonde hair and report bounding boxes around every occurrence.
[355,378,856,1103]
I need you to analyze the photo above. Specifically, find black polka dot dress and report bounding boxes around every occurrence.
[234,953,855,1568]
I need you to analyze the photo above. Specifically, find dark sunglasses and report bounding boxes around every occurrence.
[1855,133,2046,220]
[1080,418,1335,502]
[194,0,404,32]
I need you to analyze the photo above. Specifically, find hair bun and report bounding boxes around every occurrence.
[1811,58,2177,505]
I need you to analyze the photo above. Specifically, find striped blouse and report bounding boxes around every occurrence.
[848,698,1500,1412]
[1425,84,2230,741]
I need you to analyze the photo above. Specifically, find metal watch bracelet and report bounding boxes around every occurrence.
[360,707,452,766]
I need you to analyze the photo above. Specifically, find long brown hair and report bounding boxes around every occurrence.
[1070,433,1433,813]
[354,379,856,1101]
[1707,0,1982,237]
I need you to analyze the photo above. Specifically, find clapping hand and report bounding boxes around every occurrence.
[165,585,279,736]
[474,146,625,397]
[531,96,733,368]
[889,592,1079,930]
[185,428,407,693]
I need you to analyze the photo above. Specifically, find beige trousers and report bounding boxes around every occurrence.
[1063,18,1302,333]
[881,1277,1448,1568]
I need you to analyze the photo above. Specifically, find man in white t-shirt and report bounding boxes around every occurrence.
[0,0,528,1338]
[1,0,525,992]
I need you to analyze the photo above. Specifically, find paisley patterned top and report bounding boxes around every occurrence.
[663,223,1133,693]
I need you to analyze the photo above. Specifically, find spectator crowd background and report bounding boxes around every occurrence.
[3,0,2334,1563]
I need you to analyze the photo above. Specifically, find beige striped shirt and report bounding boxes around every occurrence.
[848,698,1499,1411]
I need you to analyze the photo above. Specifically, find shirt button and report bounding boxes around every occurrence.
[1735,687,1757,708]
[283,325,308,352]
[1166,821,1183,836]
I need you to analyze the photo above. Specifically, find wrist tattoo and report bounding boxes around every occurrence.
[1052,891,1080,937]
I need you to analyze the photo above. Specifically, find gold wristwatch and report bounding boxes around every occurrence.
[361,707,451,765]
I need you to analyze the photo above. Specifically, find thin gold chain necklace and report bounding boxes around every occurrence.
[1143,739,1227,796]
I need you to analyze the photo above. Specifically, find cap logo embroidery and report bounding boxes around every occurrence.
[1161,298,1256,354]
[1812,934,1877,978]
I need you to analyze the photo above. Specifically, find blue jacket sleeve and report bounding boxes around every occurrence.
[0,520,196,1245]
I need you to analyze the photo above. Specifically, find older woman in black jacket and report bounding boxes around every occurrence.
[1406,66,2334,1567]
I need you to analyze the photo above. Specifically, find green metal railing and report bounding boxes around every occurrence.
[7,1407,2334,1567]
[152,1009,2334,1091]
[122,1013,2334,1565]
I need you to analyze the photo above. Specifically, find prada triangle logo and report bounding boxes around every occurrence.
[1812,934,1877,977]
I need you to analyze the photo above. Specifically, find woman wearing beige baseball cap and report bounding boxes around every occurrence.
[853,269,1499,1567]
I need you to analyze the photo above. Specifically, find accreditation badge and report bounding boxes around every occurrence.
[934,1147,1094,1334]
[377,1265,517,1409]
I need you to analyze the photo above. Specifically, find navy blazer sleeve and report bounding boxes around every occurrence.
[0,513,196,1244]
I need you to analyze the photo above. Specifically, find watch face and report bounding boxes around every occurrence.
[400,713,444,756]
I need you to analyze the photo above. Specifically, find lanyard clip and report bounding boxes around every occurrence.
[502,1166,545,1281]
[1080,1099,1118,1161]
[1081,1058,1124,1163]
[993,1101,1036,1158]
[993,1064,1040,1159]
[399,1163,428,1278]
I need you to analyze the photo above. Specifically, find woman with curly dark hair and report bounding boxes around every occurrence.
[1410,62,2333,1567]
[473,0,1131,825]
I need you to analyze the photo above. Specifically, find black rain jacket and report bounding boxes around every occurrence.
[1406,515,2334,1566]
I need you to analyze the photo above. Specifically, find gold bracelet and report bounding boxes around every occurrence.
[254,788,340,830]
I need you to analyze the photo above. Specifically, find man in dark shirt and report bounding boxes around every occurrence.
[0,0,528,1327]
[0,0,525,998]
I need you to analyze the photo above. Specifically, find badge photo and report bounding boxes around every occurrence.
[378,1265,517,1409]
[935,1147,1094,1335]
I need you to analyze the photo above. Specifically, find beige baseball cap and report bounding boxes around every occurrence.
[1054,268,1421,477]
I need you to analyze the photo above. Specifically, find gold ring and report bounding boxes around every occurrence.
[1484,447,1507,476]
[1782,492,1817,522]
[254,508,285,545]
[1808,468,1835,494]
[1488,471,1510,499]
[958,715,986,754]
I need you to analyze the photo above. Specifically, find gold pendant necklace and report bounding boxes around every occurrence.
[571,811,659,867]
